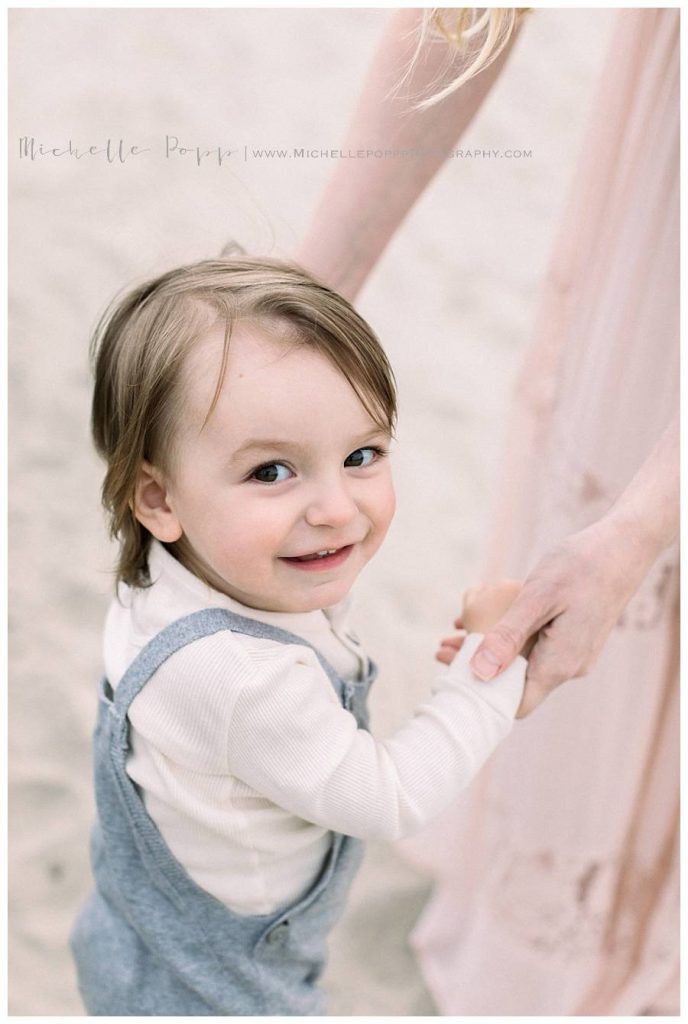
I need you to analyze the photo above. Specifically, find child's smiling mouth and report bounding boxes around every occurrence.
[280,545,355,571]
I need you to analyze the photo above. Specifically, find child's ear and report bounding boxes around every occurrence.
[132,461,183,542]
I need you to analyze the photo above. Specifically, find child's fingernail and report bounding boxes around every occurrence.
[471,648,500,680]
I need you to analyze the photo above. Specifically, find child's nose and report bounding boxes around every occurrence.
[304,476,358,529]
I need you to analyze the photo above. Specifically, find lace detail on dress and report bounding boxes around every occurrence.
[485,845,675,965]
[489,848,630,959]
[617,550,678,630]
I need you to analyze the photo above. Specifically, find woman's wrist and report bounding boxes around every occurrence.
[603,415,679,561]
[604,479,678,566]
[598,500,673,579]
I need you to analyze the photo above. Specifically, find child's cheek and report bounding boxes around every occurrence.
[380,477,397,531]
[364,477,396,560]
[225,506,285,567]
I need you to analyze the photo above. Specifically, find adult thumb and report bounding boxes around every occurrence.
[469,593,544,680]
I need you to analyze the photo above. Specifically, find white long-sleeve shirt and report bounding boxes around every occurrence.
[104,541,525,914]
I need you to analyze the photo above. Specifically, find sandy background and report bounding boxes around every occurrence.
[9,7,616,1015]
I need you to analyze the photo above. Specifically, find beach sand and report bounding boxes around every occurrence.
[8,9,614,1014]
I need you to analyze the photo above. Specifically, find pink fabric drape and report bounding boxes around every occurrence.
[401,9,679,1015]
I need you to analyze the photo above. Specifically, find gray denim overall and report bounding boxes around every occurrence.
[70,607,376,1015]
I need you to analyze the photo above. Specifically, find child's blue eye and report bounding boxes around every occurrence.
[345,447,383,468]
[250,463,292,484]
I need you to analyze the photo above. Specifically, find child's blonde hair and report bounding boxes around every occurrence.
[90,257,397,589]
[408,8,530,108]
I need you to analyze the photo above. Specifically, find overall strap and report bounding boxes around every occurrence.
[110,607,345,719]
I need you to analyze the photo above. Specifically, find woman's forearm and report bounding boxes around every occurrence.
[297,9,521,299]
[605,412,679,564]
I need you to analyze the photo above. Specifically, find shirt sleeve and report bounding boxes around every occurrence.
[227,633,526,841]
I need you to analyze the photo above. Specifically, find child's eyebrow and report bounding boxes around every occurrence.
[230,439,300,462]
[230,430,391,463]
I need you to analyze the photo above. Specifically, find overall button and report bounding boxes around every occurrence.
[265,920,289,945]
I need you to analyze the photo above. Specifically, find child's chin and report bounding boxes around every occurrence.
[293,581,354,614]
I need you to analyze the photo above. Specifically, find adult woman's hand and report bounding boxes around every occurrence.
[470,416,679,716]
[470,520,652,715]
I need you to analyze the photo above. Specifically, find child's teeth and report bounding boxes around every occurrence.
[290,548,341,562]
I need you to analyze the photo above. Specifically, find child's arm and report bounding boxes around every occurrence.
[223,596,528,842]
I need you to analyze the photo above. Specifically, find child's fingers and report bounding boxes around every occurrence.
[438,634,465,650]
[435,646,458,665]
[435,635,465,665]
[453,616,465,629]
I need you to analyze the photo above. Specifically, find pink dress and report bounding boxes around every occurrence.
[402,9,679,1015]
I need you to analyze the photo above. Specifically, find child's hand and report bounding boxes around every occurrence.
[435,627,467,666]
[435,580,534,665]
[462,579,523,634]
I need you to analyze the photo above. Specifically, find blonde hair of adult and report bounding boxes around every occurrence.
[408,8,530,107]
[90,258,397,589]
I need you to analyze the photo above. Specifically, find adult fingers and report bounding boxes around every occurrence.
[469,584,555,680]
[514,626,589,716]
[515,675,550,718]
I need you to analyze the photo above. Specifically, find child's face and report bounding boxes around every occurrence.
[141,323,396,613]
